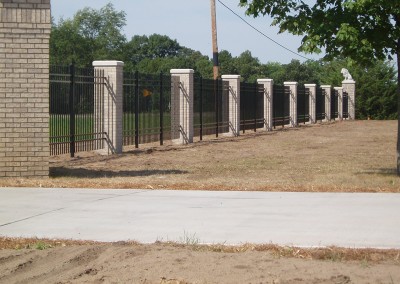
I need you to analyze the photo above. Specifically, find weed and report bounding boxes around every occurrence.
[32,241,52,250]
[180,231,200,246]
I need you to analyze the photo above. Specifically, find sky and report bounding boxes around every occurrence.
[51,0,324,64]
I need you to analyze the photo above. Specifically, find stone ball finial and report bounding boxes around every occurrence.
[341,68,353,80]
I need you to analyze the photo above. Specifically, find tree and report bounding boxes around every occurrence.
[240,0,400,174]
[50,3,126,66]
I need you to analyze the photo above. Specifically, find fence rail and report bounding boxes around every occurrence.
[123,71,172,148]
[49,65,106,157]
[240,82,264,132]
[331,89,339,120]
[297,85,310,124]
[273,85,290,128]
[343,92,349,119]
[193,76,229,139]
[316,87,326,121]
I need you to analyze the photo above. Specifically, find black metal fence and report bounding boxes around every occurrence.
[49,65,105,157]
[331,89,339,120]
[123,72,171,147]
[193,76,229,139]
[297,85,310,124]
[50,67,348,156]
[316,87,326,121]
[273,85,290,128]
[240,82,264,132]
[343,91,349,119]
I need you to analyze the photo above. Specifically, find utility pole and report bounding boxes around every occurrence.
[210,0,219,80]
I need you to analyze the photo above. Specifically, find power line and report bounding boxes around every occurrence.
[217,0,312,61]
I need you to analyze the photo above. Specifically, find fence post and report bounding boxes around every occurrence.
[170,69,194,144]
[304,84,316,124]
[284,82,298,127]
[334,87,344,121]
[342,80,356,120]
[321,85,332,121]
[221,75,241,136]
[257,79,273,131]
[93,61,124,154]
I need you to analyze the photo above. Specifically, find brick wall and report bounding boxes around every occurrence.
[0,0,51,177]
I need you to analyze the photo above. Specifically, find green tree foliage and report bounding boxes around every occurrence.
[318,58,397,119]
[123,34,183,66]
[50,3,127,66]
[49,3,397,121]
[239,0,399,63]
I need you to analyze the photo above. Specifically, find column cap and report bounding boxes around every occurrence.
[93,61,124,67]
[257,79,273,83]
[342,79,356,84]
[304,83,317,87]
[170,69,194,74]
[222,75,241,79]
[284,81,298,86]
[334,87,343,90]
[320,85,331,88]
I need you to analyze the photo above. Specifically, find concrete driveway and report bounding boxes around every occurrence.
[0,187,399,248]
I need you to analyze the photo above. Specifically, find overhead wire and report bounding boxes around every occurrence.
[216,0,312,61]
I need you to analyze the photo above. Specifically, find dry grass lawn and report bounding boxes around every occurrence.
[1,120,399,192]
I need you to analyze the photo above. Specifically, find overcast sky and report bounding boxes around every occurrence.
[51,0,324,64]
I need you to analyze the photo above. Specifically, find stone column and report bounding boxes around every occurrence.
[93,61,124,154]
[321,85,332,121]
[284,82,298,127]
[342,80,356,120]
[170,69,194,144]
[305,84,316,124]
[334,87,344,120]
[222,75,241,136]
[257,79,273,131]
[0,0,51,177]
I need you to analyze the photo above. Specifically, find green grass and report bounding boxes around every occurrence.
[50,114,95,143]
[50,112,173,143]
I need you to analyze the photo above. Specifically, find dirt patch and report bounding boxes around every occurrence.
[1,120,400,192]
[0,238,399,284]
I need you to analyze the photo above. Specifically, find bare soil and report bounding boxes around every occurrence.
[1,120,400,283]
[0,238,399,284]
[1,120,399,192]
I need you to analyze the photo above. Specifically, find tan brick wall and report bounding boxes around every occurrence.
[223,75,241,136]
[93,61,124,154]
[0,0,50,177]
[170,69,194,145]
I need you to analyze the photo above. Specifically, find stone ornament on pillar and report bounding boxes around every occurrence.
[305,84,317,124]
[342,79,356,120]
[93,61,124,155]
[222,75,241,136]
[170,69,194,144]
[284,82,298,127]
[257,79,274,131]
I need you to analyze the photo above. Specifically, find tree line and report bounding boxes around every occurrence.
[50,3,397,120]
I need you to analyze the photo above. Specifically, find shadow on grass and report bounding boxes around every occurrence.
[50,167,189,178]
[358,168,398,177]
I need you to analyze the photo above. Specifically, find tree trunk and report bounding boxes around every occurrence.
[397,50,400,175]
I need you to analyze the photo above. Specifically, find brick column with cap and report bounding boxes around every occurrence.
[0,0,51,177]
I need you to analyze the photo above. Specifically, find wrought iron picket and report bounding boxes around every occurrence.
[49,64,105,157]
